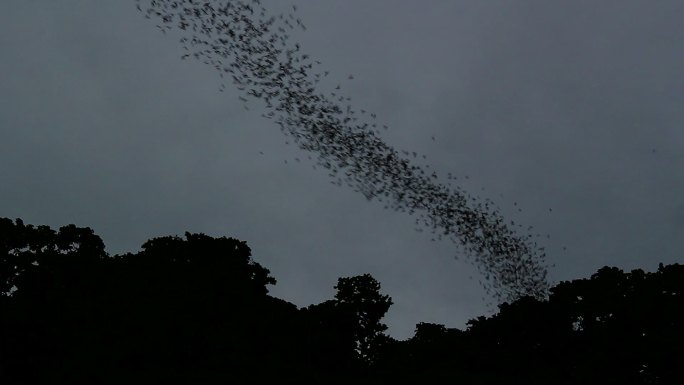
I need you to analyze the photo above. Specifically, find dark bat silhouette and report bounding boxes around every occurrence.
[135,0,550,303]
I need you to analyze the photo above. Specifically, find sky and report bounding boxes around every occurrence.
[2,0,684,339]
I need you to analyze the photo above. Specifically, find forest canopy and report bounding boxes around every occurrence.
[1,217,682,384]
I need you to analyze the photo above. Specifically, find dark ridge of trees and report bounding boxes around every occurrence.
[373,264,684,385]
[134,0,550,303]
[1,217,683,384]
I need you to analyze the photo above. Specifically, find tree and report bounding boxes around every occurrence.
[300,299,359,380]
[1,218,107,299]
[0,219,298,384]
[131,232,276,296]
[333,274,393,364]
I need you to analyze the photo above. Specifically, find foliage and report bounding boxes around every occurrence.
[334,273,393,364]
[1,217,682,384]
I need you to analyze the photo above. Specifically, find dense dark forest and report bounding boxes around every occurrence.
[1,217,682,384]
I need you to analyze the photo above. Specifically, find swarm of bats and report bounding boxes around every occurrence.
[136,0,550,303]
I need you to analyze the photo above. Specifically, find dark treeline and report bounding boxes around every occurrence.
[1,218,682,384]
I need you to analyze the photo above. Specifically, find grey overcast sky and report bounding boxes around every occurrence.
[2,0,683,339]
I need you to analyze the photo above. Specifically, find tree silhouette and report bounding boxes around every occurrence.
[0,219,308,384]
[0,218,394,384]
[300,299,359,381]
[134,0,550,304]
[333,274,393,364]
[409,264,684,384]
[0,218,107,297]
[2,217,682,384]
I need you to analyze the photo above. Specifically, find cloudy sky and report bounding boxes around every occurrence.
[2,0,683,339]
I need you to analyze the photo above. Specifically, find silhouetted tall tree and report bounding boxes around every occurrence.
[333,273,393,364]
